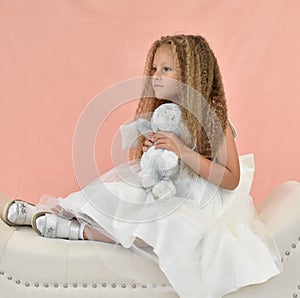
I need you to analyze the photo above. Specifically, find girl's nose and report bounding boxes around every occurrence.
[153,69,162,79]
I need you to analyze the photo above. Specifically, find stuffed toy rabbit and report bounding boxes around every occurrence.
[121,103,187,200]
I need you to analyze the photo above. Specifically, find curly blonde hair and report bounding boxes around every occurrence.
[129,34,228,160]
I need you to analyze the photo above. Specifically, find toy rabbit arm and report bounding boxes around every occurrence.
[119,122,140,150]
[136,119,153,137]
[119,119,154,150]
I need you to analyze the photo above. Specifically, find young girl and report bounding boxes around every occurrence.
[1,34,282,298]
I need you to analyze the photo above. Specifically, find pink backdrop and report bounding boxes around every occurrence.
[0,0,299,205]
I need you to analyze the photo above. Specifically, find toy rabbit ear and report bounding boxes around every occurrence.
[136,119,153,137]
[119,122,140,150]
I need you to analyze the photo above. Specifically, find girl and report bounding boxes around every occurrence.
[1,34,282,298]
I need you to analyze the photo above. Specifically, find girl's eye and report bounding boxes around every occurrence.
[152,66,157,72]
[163,67,172,73]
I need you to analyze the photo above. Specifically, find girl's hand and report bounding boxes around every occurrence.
[153,131,187,158]
[142,132,155,153]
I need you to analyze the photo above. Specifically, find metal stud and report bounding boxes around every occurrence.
[7,276,12,280]
[142,284,147,289]
[161,284,166,288]
[16,280,21,284]
[63,283,68,288]
[152,284,157,288]
[83,283,87,288]
[292,244,296,249]
[285,251,290,256]
[132,283,137,289]
[92,283,97,288]
[54,283,58,288]
[44,283,49,288]
[121,284,126,288]
[35,282,39,287]
[111,283,116,288]
[0,270,4,275]
[292,294,297,298]
[25,282,30,287]
[73,283,78,288]
[102,282,107,288]
[298,284,300,290]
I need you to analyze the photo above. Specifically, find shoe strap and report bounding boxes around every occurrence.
[68,221,87,240]
[43,213,58,238]
[69,220,80,240]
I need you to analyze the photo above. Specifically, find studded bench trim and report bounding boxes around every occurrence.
[0,268,173,291]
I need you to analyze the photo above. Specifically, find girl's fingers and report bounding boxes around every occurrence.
[146,132,155,142]
[154,132,173,141]
[142,138,154,152]
[154,135,172,146]
[144,140,154,147]
[154,137,173,150]
[153,132,183,157]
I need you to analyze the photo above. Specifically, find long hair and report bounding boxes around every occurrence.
[129,34,228,160]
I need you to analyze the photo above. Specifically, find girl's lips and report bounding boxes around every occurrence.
[153,84,163,88]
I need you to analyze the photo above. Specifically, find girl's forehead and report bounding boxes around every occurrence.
[156,43,172,54]
[153,44,174,62]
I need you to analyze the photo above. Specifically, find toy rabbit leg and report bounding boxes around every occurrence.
[152,179,177,200]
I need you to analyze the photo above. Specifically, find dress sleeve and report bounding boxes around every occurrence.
[228,119,237,140]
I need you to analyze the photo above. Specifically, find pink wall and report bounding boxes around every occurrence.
[0,0,299,205]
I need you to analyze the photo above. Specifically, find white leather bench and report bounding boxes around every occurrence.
[0,180,299,298]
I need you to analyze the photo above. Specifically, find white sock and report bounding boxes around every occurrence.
[7,202,36,225]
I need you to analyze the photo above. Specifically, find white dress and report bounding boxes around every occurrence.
[38,122,283,298]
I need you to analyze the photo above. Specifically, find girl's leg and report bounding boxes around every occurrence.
[2,198,150,248]
[83,225,115,243]
[32,213,115,243]
[84,226,150,247]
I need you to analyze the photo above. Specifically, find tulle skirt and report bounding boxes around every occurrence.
[38,154,282,298]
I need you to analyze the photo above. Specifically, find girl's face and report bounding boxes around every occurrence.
[152,44,178,101]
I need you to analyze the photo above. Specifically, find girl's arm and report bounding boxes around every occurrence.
[152,122,240,190]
